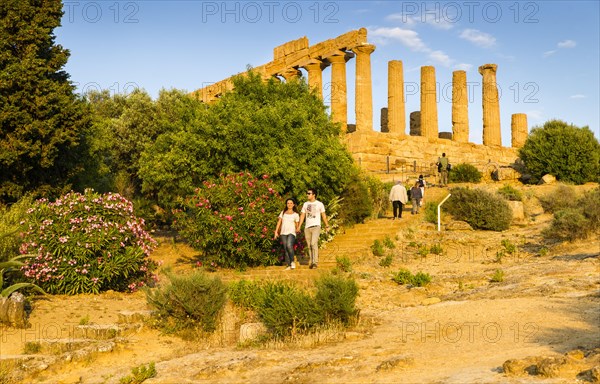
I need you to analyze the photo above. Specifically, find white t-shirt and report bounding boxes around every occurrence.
[301,201,326,228]
[278,212,299,236]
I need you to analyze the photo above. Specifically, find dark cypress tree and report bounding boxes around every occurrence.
[0,0,89,203]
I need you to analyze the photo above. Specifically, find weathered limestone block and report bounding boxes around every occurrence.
[388,60,406,134]
[1,292,27,328]
[540,174,557,184]
[479,64,502,146]
[420,66,438,139]
[273,36,309,59]
[410,111,421,136]
[507,201,525,221]
[511,113,528,148]
[438,132,453,140]
[452,70,469,142]
[353,44,376,131]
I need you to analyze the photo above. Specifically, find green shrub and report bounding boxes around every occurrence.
[146,270,227,333]
[383,236,395,249]
[497,185,523,201]
[371,240,385,256]
[20,190,158,294]
[365,177,392,219]
[175,172,282,269]
[538,185,578,213]
[579,187,600,231]
[0,195,35,263]
[444,188,512,231]
[314,274,359,325]
[378,255,393,267]
[119,362,156,384]
[392,269,431,287]
[23,342,41,354]
[490,269,504,283]
[429,243,443,255]
[338,172,372,225]
[335,256,352,272]
[258,281,323,337]
[519,120,600,184]
[542,208,589,242]
[228,279,264,311]
[423,201,439,224]
[449,163,482,183]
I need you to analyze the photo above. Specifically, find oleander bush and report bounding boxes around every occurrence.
[175,172,282,269]
[20,189,158,294]
[444,188,512,231]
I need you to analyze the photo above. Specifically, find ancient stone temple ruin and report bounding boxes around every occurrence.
[193,28,528,180]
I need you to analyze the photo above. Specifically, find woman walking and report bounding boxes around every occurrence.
[273,198,300,270]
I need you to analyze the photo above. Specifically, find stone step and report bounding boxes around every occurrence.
[72,323,142,340]
[117,310,155,324]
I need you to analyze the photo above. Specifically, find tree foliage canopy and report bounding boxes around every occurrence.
[519,120,600,184]
[138,72,355,207]
[0,0,89,203]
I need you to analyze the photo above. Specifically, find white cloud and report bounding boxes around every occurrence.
[557,40,576,48]
[369,27,428,51]
[543,50,557,58]
[454,63,473,71]
[570,94,586,99]
[459,29,496,48]
[428,50,453,67]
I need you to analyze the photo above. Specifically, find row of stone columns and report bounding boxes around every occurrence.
[280,48,527,147]
[387,62,527,147]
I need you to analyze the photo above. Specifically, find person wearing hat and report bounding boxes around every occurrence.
[389,180,408,220]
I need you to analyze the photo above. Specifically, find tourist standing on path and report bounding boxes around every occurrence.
[437,153,450,186]
[273,198,300,270]
[389,180,408,219]
[418,175,426,206]
[298,188,329,269]
[410,182,423,214]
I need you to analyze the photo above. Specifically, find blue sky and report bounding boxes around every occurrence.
[56,1,600,146]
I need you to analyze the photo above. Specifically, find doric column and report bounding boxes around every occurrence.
[479,64,502,146]
[280,68,302,82]
[352,44,376,132]
[511,113,528,148]
[420,66,438,139]
[326,51,353,130]
[452,70,469,143]
[303,60,327,99]
[388,60,406,135]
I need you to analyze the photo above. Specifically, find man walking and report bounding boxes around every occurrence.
[389,180,408,219]
[437,153,450,186]
[298,188,329,269]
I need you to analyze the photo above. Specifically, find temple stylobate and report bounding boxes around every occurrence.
[192,28,530,177]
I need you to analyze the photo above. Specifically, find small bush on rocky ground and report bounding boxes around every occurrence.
[538,185,579,213]
[379,254,393,267]
[335,256,352,272]
[119,362,156,384]
[490,269,504,283]
[392,269,431,287]
[383,236,395,249]
[424,201,439,224]
[314,274,359,325]
[338,172,373,225]
[146,270,227,334]
[543,187,600,242]
[371,240,384,256]
[229,275,359,338]
[444,188,512,231]
[449,163,482,183]
[497,185,523,201]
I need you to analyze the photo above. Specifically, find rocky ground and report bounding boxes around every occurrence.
[1,182,599,384]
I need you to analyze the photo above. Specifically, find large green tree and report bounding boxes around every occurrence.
[519,120,600,184]
[138,72,356,207]
[0,0,89,203]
